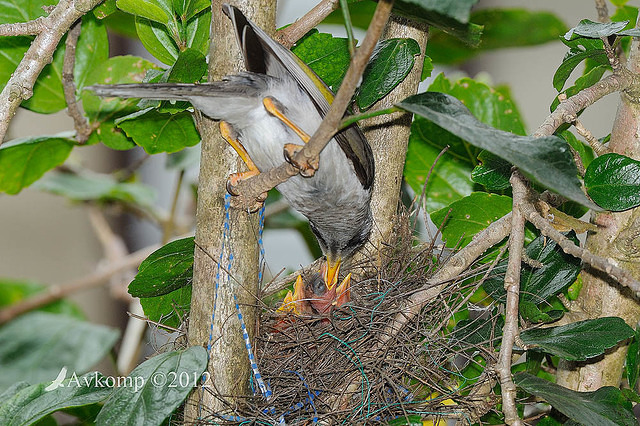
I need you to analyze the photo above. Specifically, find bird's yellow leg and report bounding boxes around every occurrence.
[220,121,259,180]
[263,97,310,143]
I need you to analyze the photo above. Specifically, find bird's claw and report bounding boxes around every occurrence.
[226,172,268,212]
[284,143,318,178]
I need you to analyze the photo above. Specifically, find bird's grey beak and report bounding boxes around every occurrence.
[322,258,342,291]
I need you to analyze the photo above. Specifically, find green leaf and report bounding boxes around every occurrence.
[129,237,194,297]
[584,153,640,211]
[397,91,599,210]
[0,135,74,195]
[0,280,83,318]
[559,130,595,170]
[116,109,201,154]
[357,38,420,110]
[82,56,159,150]
[0,373,112,426]
[404,74,525,212]
[93,0,117,19]
[392,0,482,47]
[625,328,640,390]
[95,346,207,425]
[553,48,608,92]
[551,64,608,112]
[184,7,211,57]
[35,171,157,208]
[323,0,376,29]
[139,285,191,328]
[471,151,511,191]
[428,9,567,65]
[103,10,139,38]
[116,0,170,24]
[21,39,66,114]
[292,30,351,90]
[520,317,634,361]
[519,301,564,324]
[74,14,109,91]
[430,192,512,249]
[515,372,638,426]
[565,19,640,40]
[0,312,119,392]
[0,0,57,23]
[135,16,180,65]
[483,234,581,310]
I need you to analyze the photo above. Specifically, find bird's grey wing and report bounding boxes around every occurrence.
[86,74,269,121]
[222,3,375,189]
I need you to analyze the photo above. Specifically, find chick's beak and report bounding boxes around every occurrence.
[323,258,342,291]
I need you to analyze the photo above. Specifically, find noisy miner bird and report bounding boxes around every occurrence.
[88,4,374,315]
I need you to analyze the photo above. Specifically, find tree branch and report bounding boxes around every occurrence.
[0,17,47,36]
[0,0,104,144]
[0,240,161,325]
[62,20,94,143]
[229,0,395,211]
[275,0,340,48]
[497,171,526,426]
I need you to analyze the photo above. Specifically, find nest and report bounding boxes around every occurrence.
[195,211,501,425]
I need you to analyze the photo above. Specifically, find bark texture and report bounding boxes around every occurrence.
[185,0,275,420]
[354,15,428,267]
[557,26,640,391]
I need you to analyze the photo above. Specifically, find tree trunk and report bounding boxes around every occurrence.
[184,0,275,421]
[556,25,640,391]
[354,15,428,267]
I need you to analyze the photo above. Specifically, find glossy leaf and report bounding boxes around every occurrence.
[135,16,180,65]
[21,40,66,114]
[483,234,581,309]
[0,373,112,426]
[559,130,594,170]
[292,30,351,90]
[0,135,74,195]
[95,346,207,425]
[428,9,566,65]
[184,7,211,57]
[520,317,634,361]
[74,14,109,91]
[404,75,524,212]
[552,47,608,92]
[82,56,158,150]
[0,312,119,392]
[471,151,511,191]
[551,64,608,112]
[93,0,117,19]
[397,91,599,210]
[357,38,420,110]
[626,328,640,390]
[139,285,191,328]
[565,19,640,40]
[116,0,170,23]
[116,109,200,154]
[584,153,640,211]
[129,237,194,297]
[515,373,637,426]
[430,192,512,249]
[35,172,156,208]
[0,0,57,23]
[0,280,83,318]
[392,0,482,47]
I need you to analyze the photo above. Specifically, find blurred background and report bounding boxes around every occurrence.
[0,0,622,332]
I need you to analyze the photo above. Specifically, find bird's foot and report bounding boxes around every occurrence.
[284,143,318,177]
[226,170,268,212]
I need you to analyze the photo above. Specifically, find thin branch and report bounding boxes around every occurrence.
[62,20,94,143]
[0,17,47,36]
[275,0,340,48]
[534,72,640,138]
[229,0,395,211]
[573,118,610,156]
[339,106,401,129]
[520,197,640,294]
[595,0,609,23]
[0,242,157,325]
[497,170,527,426]
[0,0,104,144]
[339,0,356,55]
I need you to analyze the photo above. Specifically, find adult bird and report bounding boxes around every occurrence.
[88,4,374,314]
